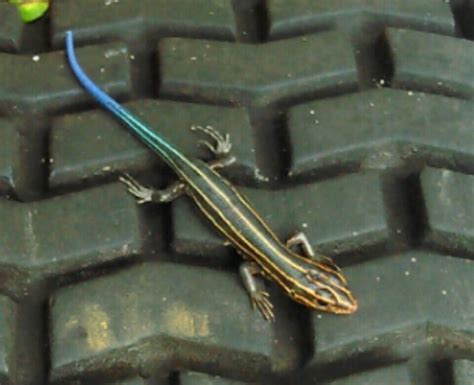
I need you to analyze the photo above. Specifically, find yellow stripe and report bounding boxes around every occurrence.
[189,183,305,289]
[180,163,308,273]
[168,153,344,304]
[192,188,287,281]
[192,190,321,299]
[179,169,293,278]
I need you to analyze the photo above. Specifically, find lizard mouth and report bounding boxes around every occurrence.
[313,286,358,314]
[301,267,358,314]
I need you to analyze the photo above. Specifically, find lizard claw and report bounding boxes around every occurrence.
[251,290,274,321]
[119,173,153,204]
[191,125,232,156]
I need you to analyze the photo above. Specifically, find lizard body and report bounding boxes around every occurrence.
[65,31,357,320]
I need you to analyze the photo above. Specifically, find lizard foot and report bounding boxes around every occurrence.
[119,174,153,204]
[251,290,274,321]
[190,125,232,156]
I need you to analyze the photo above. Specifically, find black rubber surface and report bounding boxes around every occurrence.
[0,1,473,384]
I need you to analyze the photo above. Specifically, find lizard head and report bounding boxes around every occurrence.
[286,255,358,315]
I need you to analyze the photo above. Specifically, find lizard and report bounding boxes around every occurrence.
[65,30,357,321]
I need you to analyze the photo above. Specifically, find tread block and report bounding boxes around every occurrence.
[325,364,411,385]
[172,173,389,260]
[287,89,474,178]
[0,296,15,384]
[310,252,474,367]
[0,183,141,293]
[50,263,273,382]
[421,168,474,255]
[0,3,25,52]
[51,0,236,46]
[109,377,147,385]
[0,42,131,115]
[0,120,22,195]
[453,359,474,385]
[387,28,474,98]
[50,100,256,188]
[2,2,473,383]
[159,32,358,107]
[268,0,454,39]
[268,1,454,88]
[180,371,245,385]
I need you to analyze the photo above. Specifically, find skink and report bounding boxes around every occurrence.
[65,31,357,320]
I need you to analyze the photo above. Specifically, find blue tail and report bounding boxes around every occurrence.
[65,31,178,164]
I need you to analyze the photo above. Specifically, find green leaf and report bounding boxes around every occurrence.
[8,0,49,23]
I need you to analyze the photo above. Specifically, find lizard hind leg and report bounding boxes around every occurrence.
[190,125,232,157]
[119,173,186,204]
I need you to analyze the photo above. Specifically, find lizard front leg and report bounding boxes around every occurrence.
[286,232,339,270]
[119,174,186,204]
[239,261,274,321]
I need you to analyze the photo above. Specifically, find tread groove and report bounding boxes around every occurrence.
[0,2,473,384]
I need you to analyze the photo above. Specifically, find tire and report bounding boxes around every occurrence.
[0,1,473,385]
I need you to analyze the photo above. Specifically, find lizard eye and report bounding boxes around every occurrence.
[289,287,307,299]
[316,299,328,307]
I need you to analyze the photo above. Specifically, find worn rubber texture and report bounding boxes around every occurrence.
[0,1,473,384]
